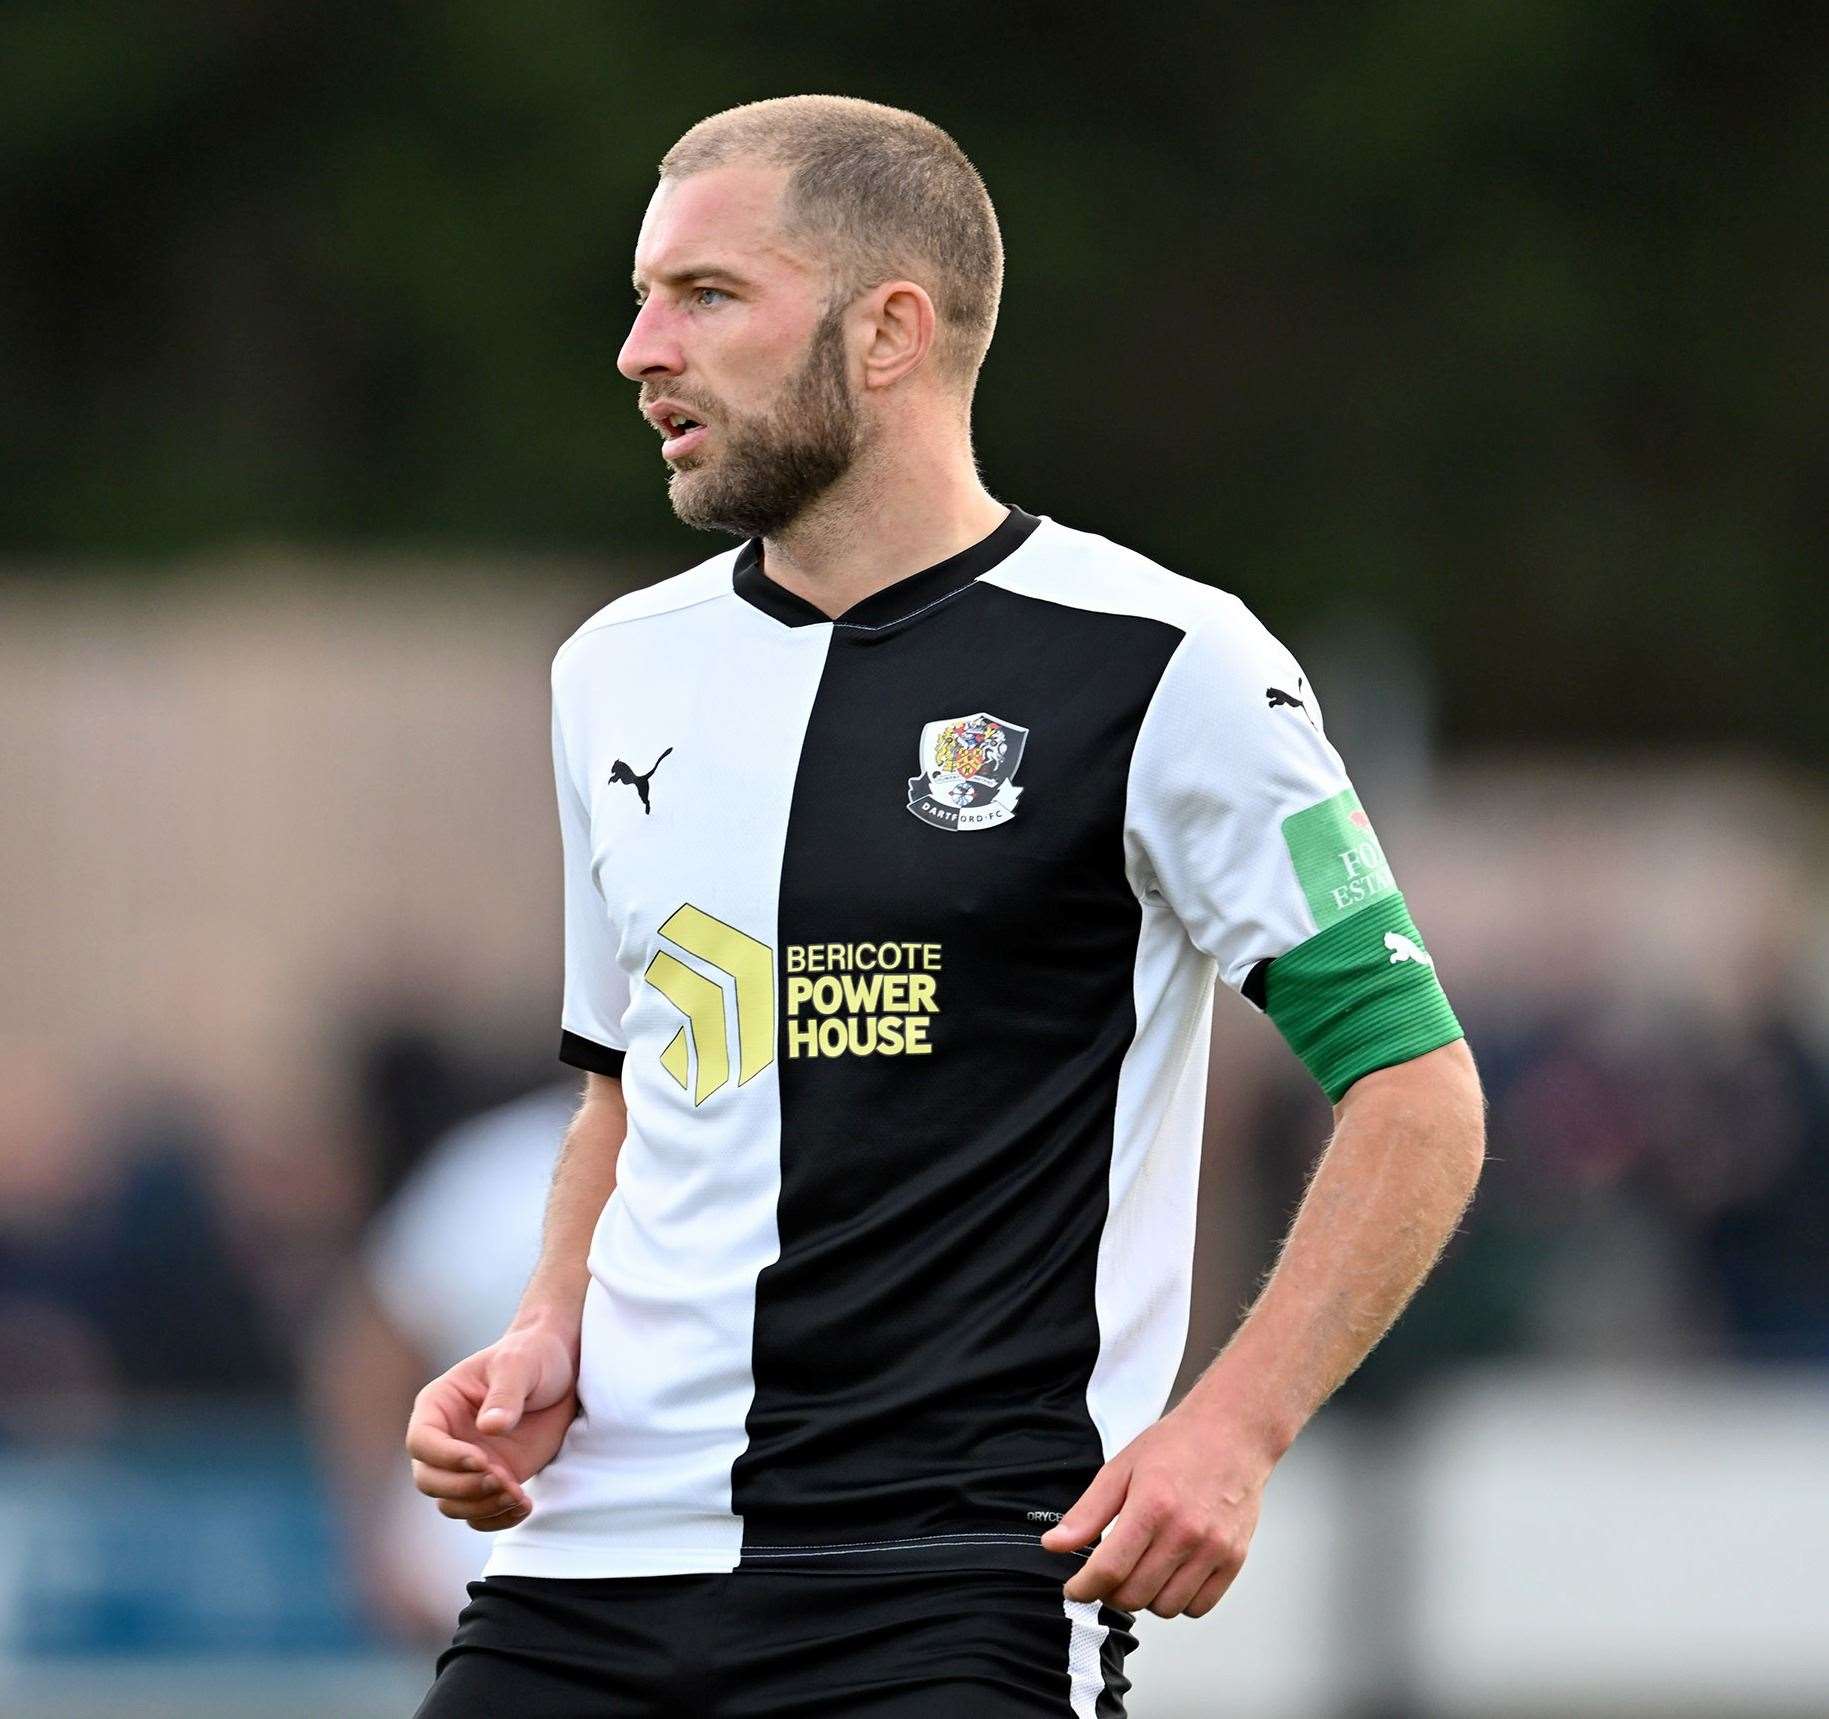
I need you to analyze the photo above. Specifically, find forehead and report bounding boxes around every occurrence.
[631,163,812,289]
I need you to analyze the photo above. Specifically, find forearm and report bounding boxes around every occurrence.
[511,1073,628,1339]
[1180,1037,1485,1457]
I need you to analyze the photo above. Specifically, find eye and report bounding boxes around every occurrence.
[692,286,730,307]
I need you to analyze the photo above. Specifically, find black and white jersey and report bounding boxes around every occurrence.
[484,506,1462,1581]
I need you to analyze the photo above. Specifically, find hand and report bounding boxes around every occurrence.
[1039,1403,1273,1618]
[404,1322,579,1532]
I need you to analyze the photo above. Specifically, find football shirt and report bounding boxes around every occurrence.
[483,505,1462,1579]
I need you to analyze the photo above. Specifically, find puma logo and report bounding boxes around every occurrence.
[1266,682,1317,728]
[608,747,673,815]
[1383,931,1435,969]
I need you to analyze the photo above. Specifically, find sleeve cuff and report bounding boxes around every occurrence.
[560,1030,626,1079]
[1262,893,1464,1102]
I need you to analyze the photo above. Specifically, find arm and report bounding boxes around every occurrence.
[403,656,637,1531]
[403,1073,627,1531]
[1042,598,1479,1617]
[506,1071,628,1363]
[1045,1039,1485,1614]
[1180,1037,1484,1449]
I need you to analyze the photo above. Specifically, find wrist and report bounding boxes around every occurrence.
[507,1284,586,1345]
[1177,1363,1302,1468]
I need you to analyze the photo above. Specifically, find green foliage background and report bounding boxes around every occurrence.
[3,2,1822,757]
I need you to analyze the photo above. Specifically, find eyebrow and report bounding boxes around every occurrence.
[632,263,757,294]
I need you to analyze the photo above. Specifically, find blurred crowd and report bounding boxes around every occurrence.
[0,1020,538,1440]
[1263,988,1829,1399]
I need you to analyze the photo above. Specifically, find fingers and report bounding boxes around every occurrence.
[1183,1564,1238,1619]
[405,1369,490,1468]
[411,1463,514,1503]
[407,1406,526,1515]
[476,1349,535,1436]
[410,1453,528,1517]
[1062,1507,1151,1604]
[404,1419,487,1474]
[402,1355,534,1531]
[1130,1528,1244,1616]
[1040,1460,1129,1554]
[435,1481,531,1524]
[462,1498,532,1533]
[1064,1491,1249,1616]
[1089,1529,1191,1614]
[1149,1552,1219,1619]
[423,1458,531,1519]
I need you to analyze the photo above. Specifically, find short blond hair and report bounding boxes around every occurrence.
[660,95,1003,387]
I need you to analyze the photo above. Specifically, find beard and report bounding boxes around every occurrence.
[664,301,864,540]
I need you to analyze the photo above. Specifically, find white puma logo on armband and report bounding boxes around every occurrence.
[1383,931,1435,969]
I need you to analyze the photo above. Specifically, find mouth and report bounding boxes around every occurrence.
[649,406,711,463]
[662,420,709,461]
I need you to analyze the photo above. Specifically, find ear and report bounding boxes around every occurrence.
[857,280,935,391]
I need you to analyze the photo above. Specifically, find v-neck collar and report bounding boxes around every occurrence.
[732,506,1041,632]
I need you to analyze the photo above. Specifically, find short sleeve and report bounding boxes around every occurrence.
[1126,596,1463,1102]
[552,683,630,1078]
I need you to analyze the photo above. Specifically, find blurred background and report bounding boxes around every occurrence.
[2,4,1824,1715]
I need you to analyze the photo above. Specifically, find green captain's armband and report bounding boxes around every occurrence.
[1265,790,1464,1102]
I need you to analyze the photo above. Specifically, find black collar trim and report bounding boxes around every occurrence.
[732,506,1041,630]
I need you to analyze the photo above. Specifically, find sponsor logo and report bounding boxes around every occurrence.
[609,746,673,814]
[1281,789,1396,929]
[1383,931,1435,969]
[907,712,1027,832]
[1266,677,1319,729]
[784,940,941,1058]
[1026,1509,1064,1523]
[645,903,773,1103]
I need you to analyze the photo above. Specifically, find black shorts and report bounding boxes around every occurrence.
[413,1566,1137,1717]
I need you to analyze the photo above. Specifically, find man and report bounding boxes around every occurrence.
[406,95,1485,1718]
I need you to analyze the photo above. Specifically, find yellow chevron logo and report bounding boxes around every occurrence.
[644,904,774,1103]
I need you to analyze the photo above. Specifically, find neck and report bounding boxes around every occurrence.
[757,414,1008,618]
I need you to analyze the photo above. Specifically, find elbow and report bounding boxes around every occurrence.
[1438,1037,1488,1187]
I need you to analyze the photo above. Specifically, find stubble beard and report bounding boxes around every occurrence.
[665,302,865,541]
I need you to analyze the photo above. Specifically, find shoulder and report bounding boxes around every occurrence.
[551,542,743,686]
[986,514,1301,699]
[983,514,1258,640]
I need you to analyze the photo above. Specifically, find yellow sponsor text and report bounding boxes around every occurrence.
[784,940,940,1058]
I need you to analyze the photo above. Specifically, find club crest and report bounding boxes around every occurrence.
[907,712,1028,832]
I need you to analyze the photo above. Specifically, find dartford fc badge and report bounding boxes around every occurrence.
[907,712,1028,832]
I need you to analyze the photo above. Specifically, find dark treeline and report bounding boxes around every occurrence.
[2,1,1822,758]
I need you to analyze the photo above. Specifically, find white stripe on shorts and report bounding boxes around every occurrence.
[1062,1595,1110,1716]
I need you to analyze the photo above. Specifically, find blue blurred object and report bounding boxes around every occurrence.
[3,1408,366,1658]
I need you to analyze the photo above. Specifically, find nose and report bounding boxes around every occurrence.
[617,299,683,383]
